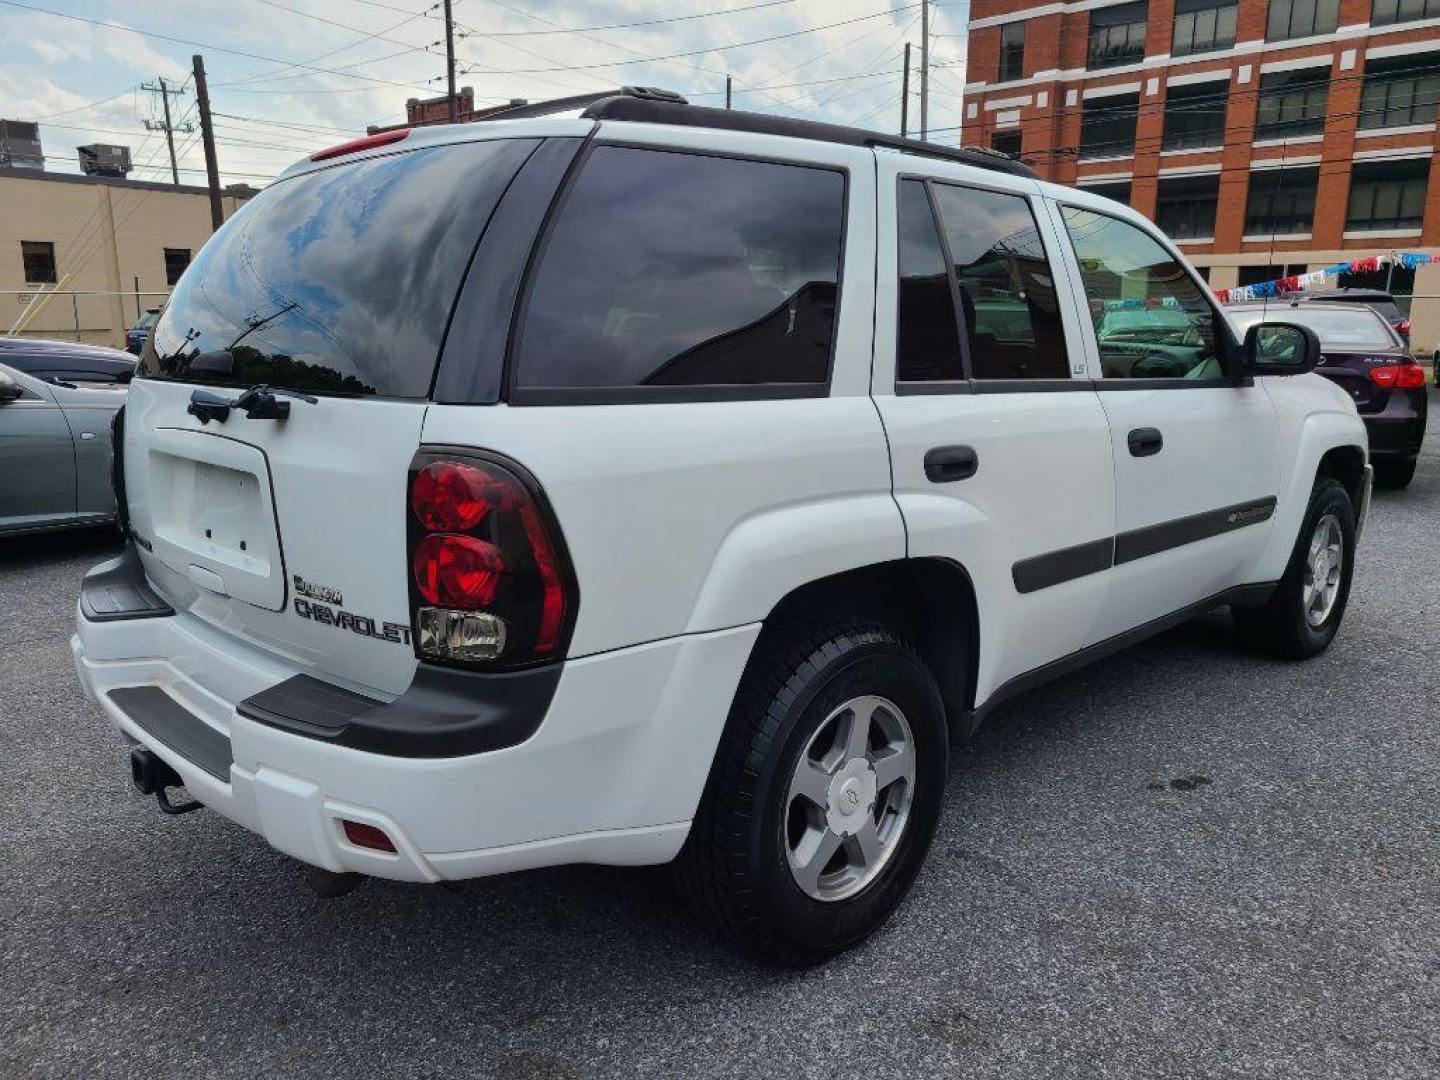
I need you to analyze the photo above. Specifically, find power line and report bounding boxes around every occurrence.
[455,2,924,77]
[0,0,436,95]
[479,0,799,35]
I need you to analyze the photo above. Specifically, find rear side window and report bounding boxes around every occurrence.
[930,183,1069,379]
[512,146,845,395]
[142,139,540,397]
[896,179,964,382]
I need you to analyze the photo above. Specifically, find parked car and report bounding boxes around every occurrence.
[0,335,136,385]
[1300,288,1411,344]
[1228,300,1426,489]
[125,308,160,355]
[71,91,1370,964]
[0,361,124,535]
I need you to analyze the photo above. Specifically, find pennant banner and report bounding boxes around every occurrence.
[1213,252,1437,305]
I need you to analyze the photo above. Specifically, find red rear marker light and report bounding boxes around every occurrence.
[1370,365,1398,387]
[1396,320,1412,336]
[310,128,409,162]
[406,453,577,668]
[342,820,396,853]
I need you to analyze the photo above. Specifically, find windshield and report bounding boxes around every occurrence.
[140,138,538,397]
[134,311,158,330]
[1228,305,1399,350]
[1098,308,1199,344]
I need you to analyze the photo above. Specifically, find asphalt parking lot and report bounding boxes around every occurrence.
[3,400,1437,1079]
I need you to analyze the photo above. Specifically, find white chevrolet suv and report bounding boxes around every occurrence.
[73,89,1370,964]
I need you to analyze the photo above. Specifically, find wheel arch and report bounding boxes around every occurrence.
[754,557,981,742]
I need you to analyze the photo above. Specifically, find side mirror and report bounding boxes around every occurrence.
[1243,321,1322,376]
[0,370,22,402]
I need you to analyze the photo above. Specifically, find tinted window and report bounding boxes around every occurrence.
[896,180,963,383]
[1256,68,1329,139]
[1088,2,1148,70]
[514,147,844,392]
[21,240,56,284]
[1155,175,1219,240]
[1062,207,1225,380]
[932,184,1068,380]
[142,139,539,397]
[1080,93,1139,159]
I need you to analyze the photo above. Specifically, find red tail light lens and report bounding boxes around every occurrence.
[1396,320,1412,336]
[412,534,504,606]
[411,461,504,532]
[406,452,577,669]
[1396,363,1427,389]
[1370,363,1426,388]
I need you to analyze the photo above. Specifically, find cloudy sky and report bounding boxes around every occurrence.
[0,0,970,188]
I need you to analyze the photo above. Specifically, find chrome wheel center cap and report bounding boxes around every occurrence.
[826,760,877,837]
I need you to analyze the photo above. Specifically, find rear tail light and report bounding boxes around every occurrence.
[406,452,577,668]
[1370,363,1427,389]
[1396,319,1412,337]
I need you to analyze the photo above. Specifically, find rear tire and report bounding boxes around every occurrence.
[1233,477,1355,659]
[677,619,949,965]
[1374,458,1416,489]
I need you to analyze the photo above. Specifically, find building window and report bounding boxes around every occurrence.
[1155,175,1219,239]
[1079,93,1140,159]
[1172,0,1237,57]
[1238,263,1308,286]
[20,240,56,284]
[1077,181,1133,207]
[1359,53,1440,131]
[1162,82,1228,151]
[991,129,1022,157]
[1266,0,1339,42]
[999,22,1025,82]
[1372,0,1440,26]
[1254,68,1330,139]
[1193,265,1212,282]
[1088,2,1148,71]
[1345,159,1431,232]
[163,248,192,287]
[1244,168,1319,235]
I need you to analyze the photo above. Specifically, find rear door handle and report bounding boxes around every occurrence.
[924,445,978,483]
[1127,427,1163,457]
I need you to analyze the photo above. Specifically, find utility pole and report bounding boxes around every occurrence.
[920,0,930,141]
[444,0,458,123]
[141,76,191,188]
[726,75,732,110]
[192,55,223,231]
[901,43,911,137]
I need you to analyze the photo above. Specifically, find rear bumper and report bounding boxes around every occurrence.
[1362,391,1427,460]
[73,560,759,882]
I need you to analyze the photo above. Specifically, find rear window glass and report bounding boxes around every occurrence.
[512,146,845,392]
[141,138,539,397]
[1228,305,1398,349]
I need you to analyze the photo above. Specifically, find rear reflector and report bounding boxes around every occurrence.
[342,820,397,853]
[311,128,409,162]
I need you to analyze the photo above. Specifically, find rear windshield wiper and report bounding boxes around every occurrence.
[187,384,318,424]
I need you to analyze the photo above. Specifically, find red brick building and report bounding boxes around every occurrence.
[368,89,529,134]
[960,0,1440,344]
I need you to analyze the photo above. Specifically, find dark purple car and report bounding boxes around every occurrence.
[1229,300,1427,489]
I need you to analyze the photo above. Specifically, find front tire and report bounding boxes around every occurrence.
[1233,477,1355,659]
[677,619,949,965]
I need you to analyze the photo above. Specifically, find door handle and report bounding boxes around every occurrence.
[924,445,978,483]
[1127,427,1163,457]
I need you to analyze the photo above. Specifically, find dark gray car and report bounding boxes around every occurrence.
[0,360,124,535]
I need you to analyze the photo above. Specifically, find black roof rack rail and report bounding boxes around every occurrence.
[476,86,688,123]
[576,94,1039,179]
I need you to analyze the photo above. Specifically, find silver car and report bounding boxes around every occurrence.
[0,360,124,535]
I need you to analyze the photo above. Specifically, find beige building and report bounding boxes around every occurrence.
[0,170,251,349]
